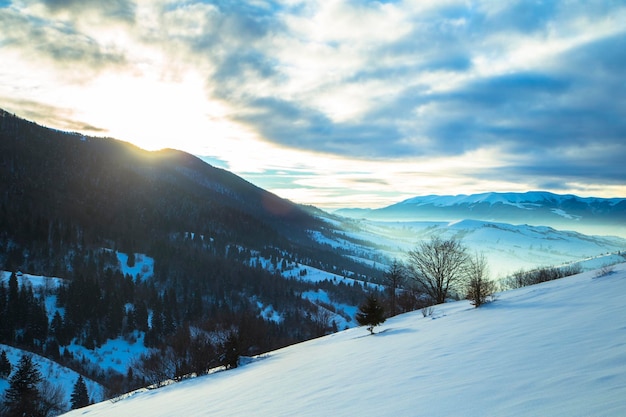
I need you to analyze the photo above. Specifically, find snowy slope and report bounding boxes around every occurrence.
[62,264,626,417]
[312,216,626,278]
[0,345,105,409]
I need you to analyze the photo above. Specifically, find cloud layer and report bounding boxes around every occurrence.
[1,0,625,207]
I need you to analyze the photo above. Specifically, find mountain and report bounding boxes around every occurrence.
[4,108,625,413]
[335,191,626,237]
[315,215,626,278]
[0,108,381,276]
[62,263,626,417]
[0,108,386,403]
[0,108,321,252]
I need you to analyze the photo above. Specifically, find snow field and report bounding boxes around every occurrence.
[0,344,105,408]
[62,263,626,417]
[115,251,154,282]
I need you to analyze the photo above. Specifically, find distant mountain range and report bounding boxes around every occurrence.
[335,191,626,237]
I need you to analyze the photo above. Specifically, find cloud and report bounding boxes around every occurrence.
[0,7,127,72]
[135,0,626,196]
[0,97,107,133]
[2,0,625,206]
[36,0,135,22]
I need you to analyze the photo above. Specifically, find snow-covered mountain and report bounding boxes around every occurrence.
[400,191,625,208]
[335,191,626,237]
[61,263,626,417]
[315,210,626,278]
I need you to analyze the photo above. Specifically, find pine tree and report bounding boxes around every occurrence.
[221,331,240,369]
[0,349,11,378]
[356,295,386,334]
[70,375,90,409]
[3,354,42,417]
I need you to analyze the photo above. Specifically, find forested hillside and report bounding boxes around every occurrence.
[0,109,386,407]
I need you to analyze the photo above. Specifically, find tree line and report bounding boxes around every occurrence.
[0,243,377,403]
[357,235,590,334]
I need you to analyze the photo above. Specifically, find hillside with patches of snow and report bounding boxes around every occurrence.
[313,214,626,278]
[0,345,105,411]
[62,263,626,417]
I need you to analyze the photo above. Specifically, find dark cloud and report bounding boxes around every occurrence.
[3,0,624,198]
[469,138,626,193]
[148,1,287,100]
[0,9,126,69]
[162,0,286,51]
[0,97,108,133]
[194,1,625,191]
[233,96,413,159]
[38,0,136,22]
[347,177,390,186]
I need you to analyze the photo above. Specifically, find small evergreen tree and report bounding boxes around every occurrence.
[356,295,386,334]
[0,349,11,378]
[127,252,136,268]
[70,375,90,409]
[221,331,240,369]
[3,354,42,417]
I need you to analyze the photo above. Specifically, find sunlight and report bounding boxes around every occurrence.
[75,71,251,155]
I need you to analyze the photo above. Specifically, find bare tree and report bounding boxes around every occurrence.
[406,236,470,305]
[383,259,405,317]
[39,380,66,416]
[134,348,177,387]
[313,305,334,335]
[465,252,497,307]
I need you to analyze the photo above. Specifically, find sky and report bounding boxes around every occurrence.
[1,0,625,209]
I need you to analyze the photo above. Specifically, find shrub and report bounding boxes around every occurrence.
[356,295,386,334]
[421,306,435,317]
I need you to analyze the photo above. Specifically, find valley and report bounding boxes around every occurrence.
[1,109,625,415]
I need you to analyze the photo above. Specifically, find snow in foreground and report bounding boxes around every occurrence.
[63,264,626,417]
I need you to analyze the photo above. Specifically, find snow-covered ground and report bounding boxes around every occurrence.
[62,263,626,417]
[301,289,357,329]
[66,331,147,376]
[312,215,626,278]
[115,251,154,282]
[0,344,105,409]
[0,266,147,411]
[0,270,66,291]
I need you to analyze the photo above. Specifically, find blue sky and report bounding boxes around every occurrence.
[1,0,625,208]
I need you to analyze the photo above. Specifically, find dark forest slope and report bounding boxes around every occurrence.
[0,108,325,256]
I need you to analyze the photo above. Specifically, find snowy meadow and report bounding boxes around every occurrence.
[62,263,626,417]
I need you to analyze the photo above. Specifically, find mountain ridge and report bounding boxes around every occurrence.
[398,190,626,207]
[335,191,626,237]
[0,107,332,255]
[0,108,386,403]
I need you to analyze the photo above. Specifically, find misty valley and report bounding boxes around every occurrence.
[1,110,625,415]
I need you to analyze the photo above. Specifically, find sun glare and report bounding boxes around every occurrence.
[65,69,256,158]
